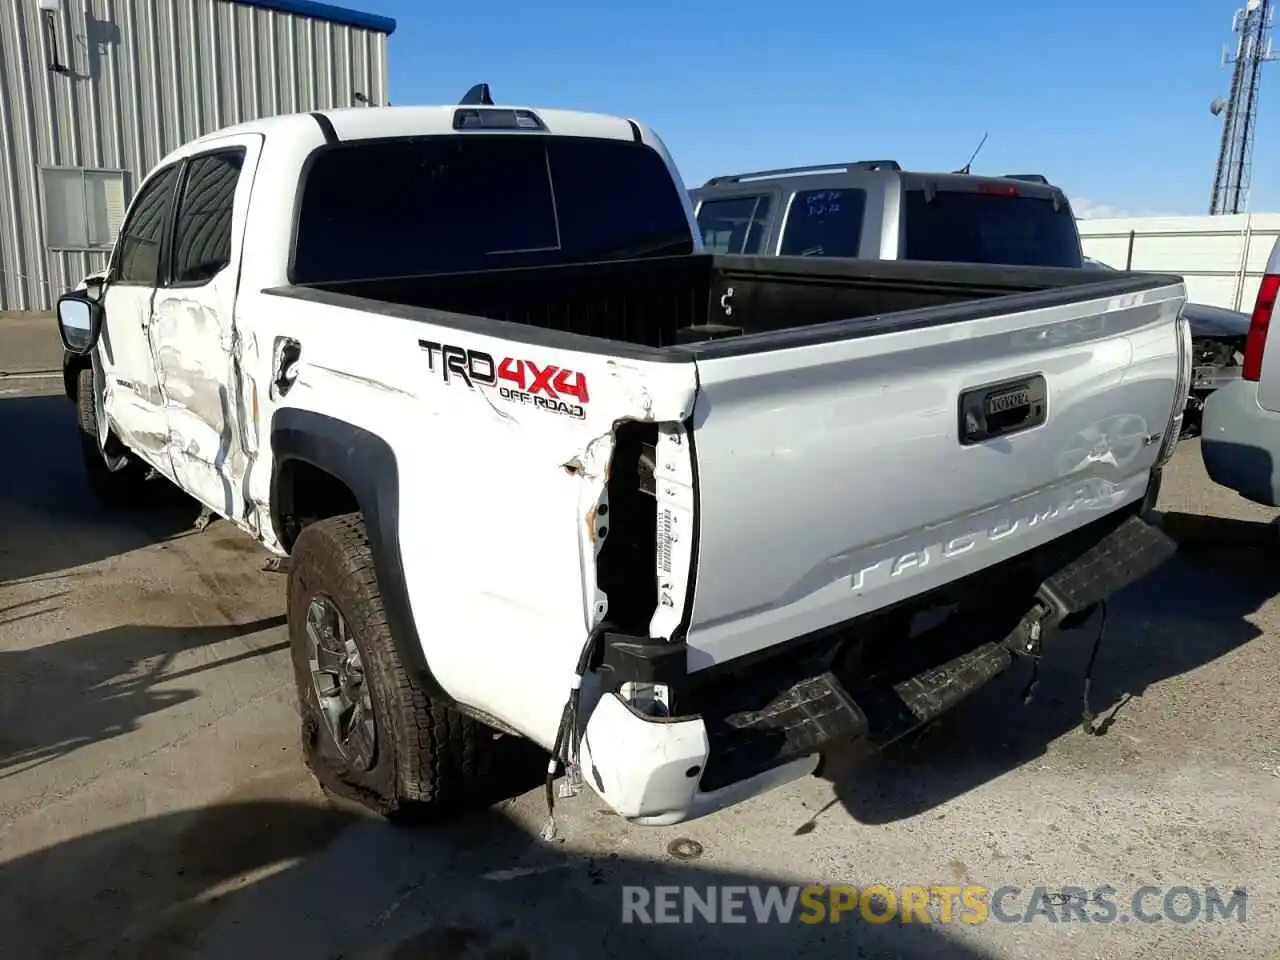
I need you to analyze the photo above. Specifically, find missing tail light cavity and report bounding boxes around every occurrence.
[595,421,659,634]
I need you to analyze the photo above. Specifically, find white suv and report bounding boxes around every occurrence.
[1200,235,1280,504]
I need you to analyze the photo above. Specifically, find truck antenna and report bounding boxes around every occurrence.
[957,132,989,175]
[459,83,495,106]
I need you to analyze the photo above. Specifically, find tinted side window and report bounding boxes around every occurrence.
[901,190,1082,268]
[696,195,772,254]
[291,135,694,284]
[170,150,245,285]
[779,189,867,258]
[114,165,180,285]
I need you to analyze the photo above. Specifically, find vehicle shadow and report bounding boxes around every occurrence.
[0,799,999,960]
[0,393,204,586]
[820,509,1280,826]
[0,615,286,779]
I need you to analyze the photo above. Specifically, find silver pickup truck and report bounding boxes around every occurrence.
[689,161,1242,436]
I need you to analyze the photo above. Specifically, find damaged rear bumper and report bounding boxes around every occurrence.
[578,513,1177,825]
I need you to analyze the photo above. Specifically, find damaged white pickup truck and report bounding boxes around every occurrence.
[57,88,1189,829]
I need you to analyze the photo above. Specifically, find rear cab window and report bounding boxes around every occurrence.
[901,185,1082,268]
[169,149,245,286]
[290,135,695,284]
[695,195,772,254]
[779,188,868,258]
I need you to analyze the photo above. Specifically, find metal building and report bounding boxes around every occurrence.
[0,0,395,312]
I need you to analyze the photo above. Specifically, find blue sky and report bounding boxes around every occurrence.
[368,0,1278,218]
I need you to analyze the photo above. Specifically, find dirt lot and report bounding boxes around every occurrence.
[2,319,1279,959]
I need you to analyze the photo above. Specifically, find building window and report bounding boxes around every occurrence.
[41,167,129,251]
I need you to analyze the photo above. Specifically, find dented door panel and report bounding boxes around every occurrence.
[150,136,263,528]
[151,294,244,516]
[96,163,183,476]
[99,284,176,476]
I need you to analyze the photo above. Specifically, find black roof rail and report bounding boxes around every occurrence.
[1001,173,1050,184]
[703,159,902,186]
[459,83,494,106]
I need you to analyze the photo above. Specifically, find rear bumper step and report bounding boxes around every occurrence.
[1035,514,1177,622]
[701,642,1014,791]
[701,673,870,793]
[698,515,1176,793]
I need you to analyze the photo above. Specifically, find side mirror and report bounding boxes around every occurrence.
[56,294,104,355]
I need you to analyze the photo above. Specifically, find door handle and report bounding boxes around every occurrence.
[958,375,1047,445]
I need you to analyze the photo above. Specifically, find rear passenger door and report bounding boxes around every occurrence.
[149,135,263,527]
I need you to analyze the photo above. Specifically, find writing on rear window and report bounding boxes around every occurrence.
[779,188,868,258]
[419,339,589,420]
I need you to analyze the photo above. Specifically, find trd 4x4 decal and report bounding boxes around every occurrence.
[419,339,590,420]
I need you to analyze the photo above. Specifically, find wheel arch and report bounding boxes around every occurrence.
[269,407,455,706]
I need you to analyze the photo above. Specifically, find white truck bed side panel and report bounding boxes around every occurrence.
[246,297,699,748]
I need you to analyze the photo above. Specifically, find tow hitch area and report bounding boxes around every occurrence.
[696,515,1178,792]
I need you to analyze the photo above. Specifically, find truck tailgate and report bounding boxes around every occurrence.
[681,281,1186,670]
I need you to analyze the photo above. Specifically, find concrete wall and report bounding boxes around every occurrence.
[1078,213,1280,312]
[0,0,392,311]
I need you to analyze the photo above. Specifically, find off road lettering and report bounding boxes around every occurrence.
[498,387,586,420]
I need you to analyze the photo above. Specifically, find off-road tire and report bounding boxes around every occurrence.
[75,366,154,507]
[287,512,535,824]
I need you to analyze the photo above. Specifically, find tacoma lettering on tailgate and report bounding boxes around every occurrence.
[850,478,1130,593]
[419,339,590,419]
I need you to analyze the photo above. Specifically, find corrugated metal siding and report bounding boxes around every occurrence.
[0,0,388,311]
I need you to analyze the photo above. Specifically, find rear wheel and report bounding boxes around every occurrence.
[75,366,153,507]
[286,512,538,823]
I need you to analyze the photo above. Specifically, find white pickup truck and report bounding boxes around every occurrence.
[56,88,1188,828]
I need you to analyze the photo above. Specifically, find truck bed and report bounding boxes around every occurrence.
[264,251,1187,677]
[290,253,1175,351]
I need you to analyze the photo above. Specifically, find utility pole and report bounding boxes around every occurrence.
[1209,0,1277,215]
